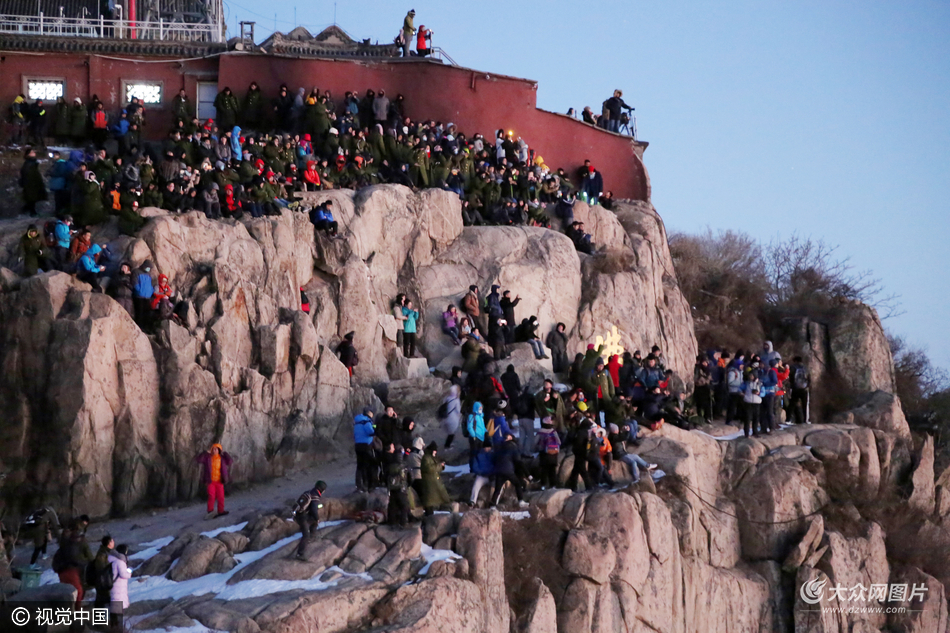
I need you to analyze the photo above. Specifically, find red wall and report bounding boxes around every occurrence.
[0,52,218,137]
[0,51,648,200]
[218,54,649,200]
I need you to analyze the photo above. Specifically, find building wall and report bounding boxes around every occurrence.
[0,50,648,200]
[218,54,649,201]
[0,52,218,136]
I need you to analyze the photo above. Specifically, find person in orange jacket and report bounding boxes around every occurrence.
[606,354,622,389]
[195,443,233,519]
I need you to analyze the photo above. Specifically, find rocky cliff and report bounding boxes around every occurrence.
[0,186,698,516]
[50,390,948,633]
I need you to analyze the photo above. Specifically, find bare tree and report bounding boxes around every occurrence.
[763,234,902,319]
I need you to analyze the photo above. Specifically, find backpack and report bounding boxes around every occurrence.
[86,561,114,591]
[540,433,560,455]
[793,367,810,390]
[437,400,450,419]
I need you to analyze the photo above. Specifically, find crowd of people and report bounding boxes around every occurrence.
[342,316,814,523]
[9,511,132,631]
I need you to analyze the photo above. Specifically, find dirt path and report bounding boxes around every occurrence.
[8,457,361,568]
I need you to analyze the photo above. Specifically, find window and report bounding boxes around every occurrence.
[26,79,64,101]
[124,82,163,105]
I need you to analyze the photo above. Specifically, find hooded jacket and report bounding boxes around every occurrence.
[230,126,242,158]
[353,414,375,445]
[78,244,102,274]
[466,402,486,441]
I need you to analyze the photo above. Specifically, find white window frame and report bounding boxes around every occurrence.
[122,80,164,106]
[23,77,66,102]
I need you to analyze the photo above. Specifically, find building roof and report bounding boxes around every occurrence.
[0,32,226,56]
[0,0,99,19]
[259,24,398,58]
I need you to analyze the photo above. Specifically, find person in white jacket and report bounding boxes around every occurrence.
[108,544,133,630]
[440,385,462,449]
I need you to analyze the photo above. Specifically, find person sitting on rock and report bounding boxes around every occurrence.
[336,331,359,376]
[441,304,461,345]
[76,244,106,291]
[150,273,176,322]
[195,443,233,519]
[292,480,327,559]
[516,316,548,359]
[567,221,594,255]
[607,422,656,484]
[309,200,339,238]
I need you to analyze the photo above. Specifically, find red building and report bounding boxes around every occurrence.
[0,16,650,200]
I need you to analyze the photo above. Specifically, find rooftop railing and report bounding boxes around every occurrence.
[0,11,223,42]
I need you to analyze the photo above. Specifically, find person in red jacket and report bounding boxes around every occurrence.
[303,160,321,191]
[772,360,791,424]
[195,443,233,519]
[606,354,622,389]
[416,25,432,57]
[150,274,172,310]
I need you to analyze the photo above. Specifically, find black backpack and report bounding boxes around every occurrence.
[437,400,450,419]
[86,560,114,590]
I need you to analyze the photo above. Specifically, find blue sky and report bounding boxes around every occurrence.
[227,1,950,368]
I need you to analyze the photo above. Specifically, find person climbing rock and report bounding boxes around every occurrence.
[337,331,359,376]
[292,480,326,559]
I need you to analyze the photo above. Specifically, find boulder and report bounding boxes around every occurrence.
[339,529,387,574]
[167,535,237,581]
[422,513,457,547]
[734,459,829,560]
[385,376,450,412]
[827,300,896,394]
[805,428,861,483]
[456,510,510,633]
[887,566,949,633]
[556,577,597,633]
[562,529,616,584]
[216,531,250,555]
[134,532,199,577]
[251,583,389,632]
[245,514,300,551]
[12,582,78,603]
[908,435,936,515]
[936,465,950,518]
[815,523,890,632]
[373,577,484,633]
[782,515,824,571]
[531,488,573,519]
[369,527,423,584]
[838,390,911,439]
[582,493,650,594]
[515,578,558,633]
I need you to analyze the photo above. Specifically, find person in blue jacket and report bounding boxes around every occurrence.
[230,126,242,159]
[309,201,339,238]
[469,439,494,507]
[53,216,73,270]
[76,244,104,290]
[353,408,377,492]
[48,151,73,214]
[489,402,512,446]
[466,401,486,470]
[132,260,155,326]
[401,299,419,358]
[759,358,779,434]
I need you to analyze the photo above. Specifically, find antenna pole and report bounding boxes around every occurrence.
[334,1,337,25]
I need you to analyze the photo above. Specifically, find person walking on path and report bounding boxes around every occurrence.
[195,443,233,519]
[292,480,326,559]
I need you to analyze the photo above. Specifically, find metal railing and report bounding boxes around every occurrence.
[0,11,223,42]
[429,46,457,66]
